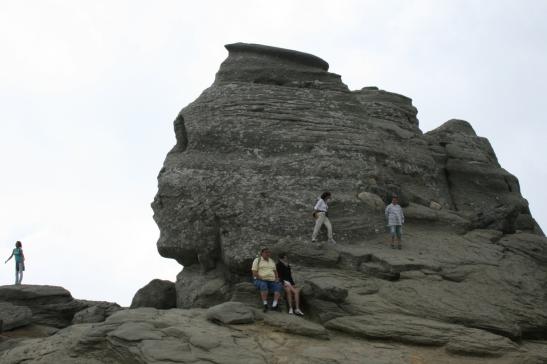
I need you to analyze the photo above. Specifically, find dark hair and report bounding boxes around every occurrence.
[279,252,288,260]
[321,191,331,200]
[260,247,270,254]
[15,241,22,248]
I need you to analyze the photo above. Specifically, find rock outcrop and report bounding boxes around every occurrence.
[2,307,546,363]
[148,42,547,360]
[0,285,120,329]
[130,279,177,309]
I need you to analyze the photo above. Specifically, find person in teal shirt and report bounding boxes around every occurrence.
[5,241,25,285]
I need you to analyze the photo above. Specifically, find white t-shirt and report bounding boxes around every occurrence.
[314,198,328,212]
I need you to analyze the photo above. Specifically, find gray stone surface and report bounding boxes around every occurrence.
[0,307,543,364]
[0,302,32,331]
[147,43,547,357]
[130,279,176,309]
[0,285,120,329]
[205,301,255,324]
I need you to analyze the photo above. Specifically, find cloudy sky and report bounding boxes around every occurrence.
[1,0,545,305]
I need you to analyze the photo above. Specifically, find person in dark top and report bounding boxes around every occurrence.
[276,252,304,316]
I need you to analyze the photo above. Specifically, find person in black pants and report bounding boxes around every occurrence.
[276,252,304,316]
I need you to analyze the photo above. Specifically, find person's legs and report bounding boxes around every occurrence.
[396,226,402,248]
[324,217,335,243]
[389,226,396,248]
[255,279,269,311]
[294,287,301,310]
[271,281,282,310]
[284,285,293,311]
[18,270,23,284]
[312,213,326,241]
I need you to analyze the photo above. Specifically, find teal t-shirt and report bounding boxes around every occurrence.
[13,248,23,263]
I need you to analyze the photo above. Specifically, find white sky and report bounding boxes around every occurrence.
[1,0,546,306]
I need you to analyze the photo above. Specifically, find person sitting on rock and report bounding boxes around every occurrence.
[385,195,405,249]
[276,252,304,316]
[5,241,25,285]
[312,191,336,244]
[251,247,282,312]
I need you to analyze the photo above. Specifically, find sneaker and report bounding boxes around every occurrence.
[289,308,294,315]
[263,304,268,313]
[398,244,402,250]
[311,239,317,243]
[329,238,337,244]
[294,309,304,316]
[272,304,280,312]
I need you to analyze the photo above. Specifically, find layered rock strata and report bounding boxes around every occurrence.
[149,43,547,357]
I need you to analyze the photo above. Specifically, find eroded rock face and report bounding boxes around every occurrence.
[152,42,547,350]
[3,307,545,364]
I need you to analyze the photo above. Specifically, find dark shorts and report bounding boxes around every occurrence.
[389,225,402,238]
[16,262,25,272]
[254,279,281,293]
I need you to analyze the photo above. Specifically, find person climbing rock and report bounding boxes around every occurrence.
[5,241,25,285]
[312,191,336,244]
[276,252,304,316]
[251,247,282,312]
[385,195,404,249]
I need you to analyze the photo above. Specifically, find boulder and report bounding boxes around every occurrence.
[205,302,255,324]
[0,302,32,331]
[0,285,121,329]
[130,279,176,309]
[0,285,86,328]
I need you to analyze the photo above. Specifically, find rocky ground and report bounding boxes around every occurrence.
[2,297,547,363]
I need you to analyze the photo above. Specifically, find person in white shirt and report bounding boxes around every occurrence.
[385,195,405,249]
[312,191,336,244]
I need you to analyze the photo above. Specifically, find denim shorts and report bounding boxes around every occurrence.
[254,279,281,293]
[389,225,402,238]
[16,262,25,272]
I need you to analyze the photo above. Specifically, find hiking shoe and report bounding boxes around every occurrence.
[263,304,268,313]
[272,304,280,312]
[294,309,304,316]
[391,244,395,249]
[288,308,294,315]
[397,244,402,250]
[329,238,337,244]
[311,239,317,243]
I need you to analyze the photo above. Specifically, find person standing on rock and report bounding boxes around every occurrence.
[276,252,304,316]
[5,241,25,285]
[251,248,282,312]
[385,195,404,249]
[312,191,336,244]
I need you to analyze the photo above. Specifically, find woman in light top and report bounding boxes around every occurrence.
[312,191,336,244]
[385,195,405,249]
[5,241,25,285]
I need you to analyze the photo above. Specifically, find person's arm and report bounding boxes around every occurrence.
[5,252,13,263]
[385,205,390,220]
[251,259,260,280]
[313,199,321,211]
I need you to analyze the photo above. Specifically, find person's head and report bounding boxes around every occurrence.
[15,241,22,248]
[260,247,271,259]
[321,191,332,201]
[391,195,399,205]
[279,252,288,261]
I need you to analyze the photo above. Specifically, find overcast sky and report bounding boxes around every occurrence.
[1,0,546,306]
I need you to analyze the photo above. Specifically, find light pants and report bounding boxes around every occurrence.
[15,270,23,285]
[312,212,333,241]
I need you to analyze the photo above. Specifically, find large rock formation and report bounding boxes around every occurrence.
[150,42,547,358]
